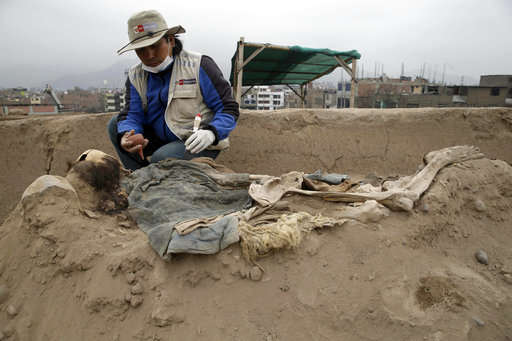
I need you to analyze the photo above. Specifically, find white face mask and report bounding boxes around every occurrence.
[141,55,174,73]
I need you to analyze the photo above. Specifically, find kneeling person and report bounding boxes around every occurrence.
[108,10,239,170]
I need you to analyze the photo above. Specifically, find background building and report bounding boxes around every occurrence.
[104,92,125,112]
[241,86,285,110]
[0,87,59,114]
[355,74,512,108]
[337,81,351,108]
[59,88,103,113]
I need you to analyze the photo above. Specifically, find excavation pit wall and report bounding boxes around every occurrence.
[1,107,511,224]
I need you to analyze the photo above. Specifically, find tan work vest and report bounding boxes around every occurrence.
[128,49,228,150]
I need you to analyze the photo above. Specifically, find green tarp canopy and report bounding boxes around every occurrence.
[229,43,361,86]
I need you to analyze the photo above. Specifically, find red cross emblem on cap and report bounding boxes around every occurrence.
[137,24,144,33]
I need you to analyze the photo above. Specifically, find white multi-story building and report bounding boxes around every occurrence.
[255,86,284,110]
[337,81,351,108]
[241,86,285,110]
[242,93,257,109]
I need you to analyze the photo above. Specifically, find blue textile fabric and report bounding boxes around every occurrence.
[121,159,252,256]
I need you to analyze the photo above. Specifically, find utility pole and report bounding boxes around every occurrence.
[441,63,446,85]
[340,70,345,109]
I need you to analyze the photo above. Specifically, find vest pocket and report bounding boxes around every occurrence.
[173,88,196,99]
[170,87,199,131]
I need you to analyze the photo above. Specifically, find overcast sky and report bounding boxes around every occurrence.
[1,0,511,87]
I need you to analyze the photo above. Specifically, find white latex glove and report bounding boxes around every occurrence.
[185,129,215,154]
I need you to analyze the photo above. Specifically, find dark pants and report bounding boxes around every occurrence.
[107,115,220,171]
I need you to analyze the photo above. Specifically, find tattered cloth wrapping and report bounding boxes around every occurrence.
[118,145,483,260]
[238,212,344,262]
[305,170,349,185]
[121,159,358,258]
[121,159,252,256]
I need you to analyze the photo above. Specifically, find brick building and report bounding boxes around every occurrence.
[59,88,103,113]
[0,88,58,114]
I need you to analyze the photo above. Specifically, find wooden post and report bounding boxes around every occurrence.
[350,57,357,108]
[234,37,244,105]
[300,84,305,108]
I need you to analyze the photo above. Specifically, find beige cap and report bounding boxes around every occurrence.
[117,10,186,55]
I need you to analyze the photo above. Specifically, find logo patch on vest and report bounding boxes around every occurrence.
[176,79,197,85]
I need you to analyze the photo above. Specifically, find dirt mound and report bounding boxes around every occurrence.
[0,113,116,224]
[2,108,512,225]
[218,107,512,176]
[1,155,511,340]
[0,109,512,340]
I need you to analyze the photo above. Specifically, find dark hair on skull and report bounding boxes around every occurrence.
[67,151,128,214]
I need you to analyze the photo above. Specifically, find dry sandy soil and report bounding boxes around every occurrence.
[0,108,511,340]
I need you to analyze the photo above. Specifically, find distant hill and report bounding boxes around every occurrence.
[0,59,481,91]
[43,59,138,91]
[0,59,138,91]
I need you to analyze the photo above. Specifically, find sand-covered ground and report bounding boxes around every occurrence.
[0,108,511,340]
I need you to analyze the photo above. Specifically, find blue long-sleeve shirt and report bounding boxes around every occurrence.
[117,55,239,144]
